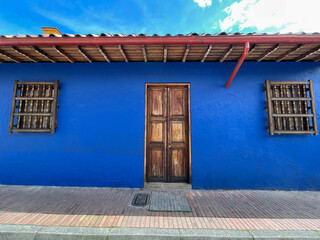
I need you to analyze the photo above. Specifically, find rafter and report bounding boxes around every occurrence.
[295,46,320,62]
[96,46,110,62]
[313,54,320,62]
[76,46,92,63]
[118,45,128,62]
[219,45,234,62]
[12,46,37,62]
[257,44,280,62]
[201,44,212,62]
[141,45,147,62]
[247,44,258,55]
[53,46,74,63]
[31,46,56,63]
[163,45,167,62]
[182,45,190,62]
[0,50,20,63]
[276,44,304,62]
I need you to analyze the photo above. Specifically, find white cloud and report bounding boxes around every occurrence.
[219,0,320,33]
[193,0,212,7]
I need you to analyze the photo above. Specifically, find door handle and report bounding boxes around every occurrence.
[168,145,172,148]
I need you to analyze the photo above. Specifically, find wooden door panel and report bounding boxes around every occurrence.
[151,89,166,117]
[170,89,185,116]
[151,121,165,143]
[171,121,185,143]
[148,149,165,179]
[170,148,186,178]
[147,84,189,183]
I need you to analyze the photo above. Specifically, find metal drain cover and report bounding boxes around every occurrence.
[132,193,150,207]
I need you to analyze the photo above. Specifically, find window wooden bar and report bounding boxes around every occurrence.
[8,80,19,133]
[271,97,312,101]
[265,80,318,135]
[274,130,316,134]
[309,79,318,134]
[9,80,59,134]
[13,113,52,116]
[265,80,275,135]
[15,97,54,100]
[270,81,309,85]
[273,113,313,117]
[12,129,51,133]
[51,80,59,133]
[18,81,55,85]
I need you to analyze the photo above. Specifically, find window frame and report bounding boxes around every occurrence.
[264,80,318,135]
[8,80,60,134]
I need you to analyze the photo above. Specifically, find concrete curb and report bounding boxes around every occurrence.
[0,225,319,240]
[0,224,42,240]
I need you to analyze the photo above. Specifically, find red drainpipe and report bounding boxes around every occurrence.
[225,42,250,88]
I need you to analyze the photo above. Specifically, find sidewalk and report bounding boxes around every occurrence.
[0,185,320,239]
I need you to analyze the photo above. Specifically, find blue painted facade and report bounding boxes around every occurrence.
[0,62,320,190]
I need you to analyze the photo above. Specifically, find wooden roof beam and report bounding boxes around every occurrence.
[257,44,280,62]
[313,54,320,62]
[12,46,37,62]
[295,46,320,62]
[276,44,304,62]
[247,44,257,54]
[31,46,56,63]
[201,44,212,62]
[76,46,92,63]
[0,50,21,63]
[182,45,190,62]
[141,45,147,62]
[53,46,74,63]
[96,46,110,62]
[163,45,167,62]
[118,45,128,62]
[245,44,258,58]
[219,44,234,62]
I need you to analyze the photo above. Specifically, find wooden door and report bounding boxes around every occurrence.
[146,84,189,183]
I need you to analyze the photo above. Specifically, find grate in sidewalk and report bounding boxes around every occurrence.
[131,193,150,207]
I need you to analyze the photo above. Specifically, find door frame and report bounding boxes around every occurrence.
[144,83,192,185]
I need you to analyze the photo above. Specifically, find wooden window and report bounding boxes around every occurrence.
[265,80,318,135]
[9,80,60,134]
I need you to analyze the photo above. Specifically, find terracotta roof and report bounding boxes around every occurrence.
[0,32,319,63]
[1,32,320,38]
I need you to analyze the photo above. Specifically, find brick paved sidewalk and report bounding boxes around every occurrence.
[0,185,319,230]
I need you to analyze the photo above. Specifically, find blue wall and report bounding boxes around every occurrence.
[0,62,320,190]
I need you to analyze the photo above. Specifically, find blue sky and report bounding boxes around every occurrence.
[1,0,319,35]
